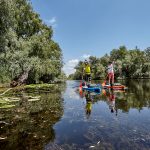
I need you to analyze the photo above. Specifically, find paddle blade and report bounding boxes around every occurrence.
[102,80,106,86]
[79,81,82,87]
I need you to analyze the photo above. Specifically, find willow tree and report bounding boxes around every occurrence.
[0,0,63,85]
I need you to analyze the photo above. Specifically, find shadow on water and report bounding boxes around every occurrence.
[0,84,66,150]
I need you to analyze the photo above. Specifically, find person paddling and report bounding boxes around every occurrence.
[107,61,114,86]
[83,60,91,86]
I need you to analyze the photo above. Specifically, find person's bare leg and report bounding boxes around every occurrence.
[112,73,114,85]
[108,74,111,85]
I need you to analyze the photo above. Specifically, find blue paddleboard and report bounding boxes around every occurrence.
[82,85,101,93]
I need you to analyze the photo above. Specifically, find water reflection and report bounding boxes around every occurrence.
[51,80,150,150]
[79,89,101,118]
[124,79,150,110]
[0,80,150,150]
[0,84,66,150]
[85,91,93,118]
[106,89,118,115]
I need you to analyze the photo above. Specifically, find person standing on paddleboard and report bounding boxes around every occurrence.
[107,61,115,86]
[83,60,91,86]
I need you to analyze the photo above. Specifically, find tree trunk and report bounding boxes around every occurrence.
[10,70,30,87]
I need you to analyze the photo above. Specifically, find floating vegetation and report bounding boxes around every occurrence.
[24,84,56,89]
[0,97,18,109]
[25,96,41,102]
[0,97,20,102]
[0,99,8,104]
[0,104,15,109]
[0,95,42,110]
[0,87,64,150]
[0,88,12,96]
[28,98,40,102]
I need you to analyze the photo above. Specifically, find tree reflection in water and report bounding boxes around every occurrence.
[1,80,150,150]
[0,84,66,150]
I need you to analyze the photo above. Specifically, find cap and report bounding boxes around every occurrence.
[84,59,88,63]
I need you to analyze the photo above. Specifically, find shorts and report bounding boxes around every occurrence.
[84,74,91,82]
[108,73,114,80]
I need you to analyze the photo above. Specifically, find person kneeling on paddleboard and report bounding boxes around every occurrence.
[107,61,114,86]
[83,60,91,86]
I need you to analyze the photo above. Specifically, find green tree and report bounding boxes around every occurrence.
[0,0,63,84]
[72,46,150,80]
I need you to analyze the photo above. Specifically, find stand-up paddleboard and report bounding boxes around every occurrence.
[102,83,127,90]
[79,83,101,93]
[82,86,101,92]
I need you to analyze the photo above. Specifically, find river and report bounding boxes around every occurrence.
[0,80,150,150]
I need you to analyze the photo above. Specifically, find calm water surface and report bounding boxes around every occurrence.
[0,80,150,150]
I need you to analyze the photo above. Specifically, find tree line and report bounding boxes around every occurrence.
[0,0,65,86]
[69,46,150,80]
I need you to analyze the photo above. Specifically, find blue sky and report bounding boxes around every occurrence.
[31,0,150,75]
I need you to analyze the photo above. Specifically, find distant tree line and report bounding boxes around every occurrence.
[0,0,65,85]
[69,46,150,80]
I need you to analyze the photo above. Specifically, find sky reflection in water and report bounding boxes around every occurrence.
[0,80,150,150]
[50,80,150,150]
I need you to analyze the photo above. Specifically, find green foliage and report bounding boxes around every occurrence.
[110,46,128,61]
[0,0,63,84]
[72,46,150,80]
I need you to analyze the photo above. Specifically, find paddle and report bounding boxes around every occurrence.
[80,72,85,87]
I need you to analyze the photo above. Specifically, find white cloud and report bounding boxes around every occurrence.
[63,59,79,76]
[45,17,57,27]
[67,59,79,67]
[82,54,91,60]
[48,17,56,24]
[63,54,91,76]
